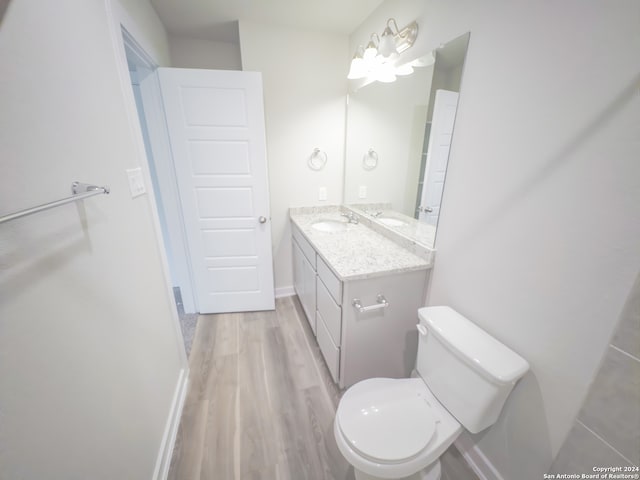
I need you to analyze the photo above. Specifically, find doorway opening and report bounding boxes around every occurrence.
[122,29,198,356]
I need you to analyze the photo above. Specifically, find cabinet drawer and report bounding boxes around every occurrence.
[317,256,342,305]
[317,278,341,346]
[317,311,340,383]
[292,225,316,269]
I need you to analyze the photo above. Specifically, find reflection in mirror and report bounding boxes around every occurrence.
[343,32,470,249]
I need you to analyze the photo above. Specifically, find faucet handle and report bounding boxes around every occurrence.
[340,212,359,224]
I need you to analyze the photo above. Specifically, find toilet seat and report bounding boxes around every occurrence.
[337,378,437,463]
[334,377,463,479]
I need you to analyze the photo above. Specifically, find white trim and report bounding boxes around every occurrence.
[104,0,191,362]
[152,368,190,480]
[454,432,504,480]
[104,0,165,66]
[275,285,296,298]
[138,68,197,314]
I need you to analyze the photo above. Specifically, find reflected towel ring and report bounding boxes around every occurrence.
[362,148,378,170]
[308,148,327,171]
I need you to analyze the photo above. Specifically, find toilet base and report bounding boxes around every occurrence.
[354,459,441,480]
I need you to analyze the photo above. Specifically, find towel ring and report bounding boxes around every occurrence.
[362,149,378,170]
[308,148,327,171]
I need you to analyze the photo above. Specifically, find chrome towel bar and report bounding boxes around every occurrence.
[0,182,110,225]
[352,294,389,313]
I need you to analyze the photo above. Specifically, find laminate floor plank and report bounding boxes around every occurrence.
[168,295,479,480]
[273,308,320,390]
[300,386,353,480]
[211,313,239,359]
[288,298,343,408]
[201,354,238,480]
[237,314,279,478]
[167,399,208,480]
[188,316,218,402]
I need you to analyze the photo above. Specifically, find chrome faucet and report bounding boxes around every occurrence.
[341,212,359,224]
[371,210,383,218]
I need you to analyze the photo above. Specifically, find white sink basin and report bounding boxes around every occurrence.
[378,217,406,227]
[312,220,348,232]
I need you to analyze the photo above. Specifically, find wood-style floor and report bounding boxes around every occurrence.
[168,296,480,480]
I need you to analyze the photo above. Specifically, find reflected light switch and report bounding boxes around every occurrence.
[318,186,327,201]
[358,186,367,199]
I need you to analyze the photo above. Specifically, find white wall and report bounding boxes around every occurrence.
[169,34,242,70]
[239,21,349,294]
[0,0,186,478]
[352,1,640,478]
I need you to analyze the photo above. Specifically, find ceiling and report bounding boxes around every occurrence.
[151,0,384,43]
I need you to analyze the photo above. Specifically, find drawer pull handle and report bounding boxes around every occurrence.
[352,294,389,313]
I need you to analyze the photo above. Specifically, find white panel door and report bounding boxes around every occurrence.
[158,68,274,313]
[419,90,459,225]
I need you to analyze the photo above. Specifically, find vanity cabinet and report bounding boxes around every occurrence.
[292,227,317,334]
[291,224,428,389]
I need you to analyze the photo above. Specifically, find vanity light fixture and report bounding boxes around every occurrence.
[363,34,380,61]
[373,62,397,83]
[385,18,419,56]
[347,46,367,80]
[394,63,414,76]
[377,25,400,60]
[347,18,419,83]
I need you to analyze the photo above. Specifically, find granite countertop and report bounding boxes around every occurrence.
[289,206,432,281]
[346,204,437,251]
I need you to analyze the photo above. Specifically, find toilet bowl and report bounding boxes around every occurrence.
[334,377,462,480]
[334,306,530,480]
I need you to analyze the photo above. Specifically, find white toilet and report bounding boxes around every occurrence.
[334,306,529,480]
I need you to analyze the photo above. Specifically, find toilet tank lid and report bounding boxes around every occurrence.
[418,306,529,384]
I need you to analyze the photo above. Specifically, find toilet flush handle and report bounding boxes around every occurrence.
[416,324,428,336]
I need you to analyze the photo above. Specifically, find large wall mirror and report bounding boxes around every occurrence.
[343,32,470,249]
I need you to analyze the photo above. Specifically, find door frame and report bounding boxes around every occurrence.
[104,2,189,478]
[103,2,196,314]
[124,37,197,315]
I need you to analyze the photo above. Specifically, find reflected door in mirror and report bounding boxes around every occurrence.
[418,89,459,225]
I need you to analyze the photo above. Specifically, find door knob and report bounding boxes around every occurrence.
[259,216,267,224]
[418,206,433,213]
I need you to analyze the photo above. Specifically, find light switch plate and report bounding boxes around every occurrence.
[358,185,367,199]
[318,186,327,201]
[126,167,146,198]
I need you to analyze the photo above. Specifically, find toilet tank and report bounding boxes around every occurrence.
[416,307,529,433]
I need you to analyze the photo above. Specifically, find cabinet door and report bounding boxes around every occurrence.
[317,278,342,346]
[301,254,317,335]
[340,269,428,388]
[317,311,340,383]
[292,239,304,298]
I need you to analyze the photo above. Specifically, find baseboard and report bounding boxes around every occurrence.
[152,367,189,480]
[275,285,295,298]
[454,432,504,480]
